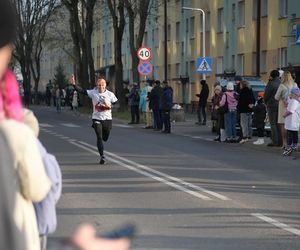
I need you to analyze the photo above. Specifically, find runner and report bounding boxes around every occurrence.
[70,75,118,164]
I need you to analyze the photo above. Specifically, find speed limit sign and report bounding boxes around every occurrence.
[137,47,152,61]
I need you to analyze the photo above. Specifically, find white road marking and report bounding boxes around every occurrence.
[113,124,133,128]
[69,141,212,200]
[61,123,81,128]
[252,213,300,236]
[40,123,54,128]
[75,140,230,201]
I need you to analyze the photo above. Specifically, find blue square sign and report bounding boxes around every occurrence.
[196,57,212,74]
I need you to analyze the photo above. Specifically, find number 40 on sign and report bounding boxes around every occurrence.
[137,47,152,61]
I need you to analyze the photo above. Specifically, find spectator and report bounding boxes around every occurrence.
[211,85,224,142]
[264,70,282,147]
[139,82,153,129]
[160,81,173,133]
[23,109,62,250]
[252,92,267,145]
[282,87,300,156]
[220,82,238,143]
[128,83,140,124]
[234,75,243,94]
[72,89,79,115]
[237,81,255,143]
[275,71,297,150]
[196,80,209,125]
[149,80,163,131]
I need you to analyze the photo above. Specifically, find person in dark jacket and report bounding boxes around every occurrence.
[211,85,224,141]
[234,75,243,94]
[149,80,163,130]
[264,70,282,146]
[253,92,267,145]
[237,81,255,143]
[196,80,209,125]
[160,81,173,133]
[128,83,140,124]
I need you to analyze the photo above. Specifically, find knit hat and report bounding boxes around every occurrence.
[0,0,17,49]
[214,85,222,92]
[226,82,234,91]
[290,87,300,97]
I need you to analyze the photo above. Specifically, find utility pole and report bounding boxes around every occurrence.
[164,0,168,81]
[256,0,261,77]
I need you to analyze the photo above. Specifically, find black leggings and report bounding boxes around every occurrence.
[93,119,112,157]
[287,130,298,147]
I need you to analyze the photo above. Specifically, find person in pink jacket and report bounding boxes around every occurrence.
[219,82,239,143]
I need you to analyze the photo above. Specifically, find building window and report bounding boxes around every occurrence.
[261,0,268,17]
[237,54,244,75]
[154,28,159,48]
[102,44,105,58]
[144,31,148,46]
[181,42,184,57]
[232,4,236,24]
[279,0,287,18]
[190,17,195,38]
[185,61,188,75]
[186,18,189,33]
[252,0,257,20]
[176,22,180,42]
[217,57,224,74]
[232,55,235,70]
[167,24,171,41]
[168,64,171,78]
[260,51,267,72]
[109,43,112,58]
[217,8,224,32]
[176,63,180,77]
[206,12,211,31]
[278,47,287,68]
[238,1,245,27]
[252,52,257,75]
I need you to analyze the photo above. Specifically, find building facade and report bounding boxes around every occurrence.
[91,0,300,105]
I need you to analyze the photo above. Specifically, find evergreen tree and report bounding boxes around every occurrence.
[53,63,68,88]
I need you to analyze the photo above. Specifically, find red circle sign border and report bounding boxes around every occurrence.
[138,61,153,76]
[137,47,152,61]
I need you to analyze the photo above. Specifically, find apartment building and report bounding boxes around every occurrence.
[91,0,300,104]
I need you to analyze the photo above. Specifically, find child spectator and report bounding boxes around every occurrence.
[282,87,300,156]
[252,92,267,145]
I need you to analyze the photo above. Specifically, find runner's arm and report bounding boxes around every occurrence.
[69,74,89,96]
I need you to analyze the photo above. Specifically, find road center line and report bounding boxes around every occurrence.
[69,140,212,201]
[75,140,230,201]
[252,213,300,236]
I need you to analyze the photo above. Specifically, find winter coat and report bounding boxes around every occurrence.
[149,85,163,110]
[0,130,26,250]
[220,91,238,110]
[128,86,140,106]
[264,77,280,109]
[0,70,24,121]
[211,93,223,120]
[237,87,255,113]
[34,141,62,236]
[197,83,209,106]
[0,120,51,250]
[275,82,297,124]
[252,99,267,128]
[139,86,152,112]
[160,86,173,111]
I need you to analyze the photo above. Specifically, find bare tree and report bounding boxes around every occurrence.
[106,0,126,110]
[124,0,151,83]
[13,0,57,105]
[62,0,96,89]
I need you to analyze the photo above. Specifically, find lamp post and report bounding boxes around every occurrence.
[182,7,206,80]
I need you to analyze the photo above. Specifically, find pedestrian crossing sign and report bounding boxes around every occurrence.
[296,24,300,46]
[196,57,212,74]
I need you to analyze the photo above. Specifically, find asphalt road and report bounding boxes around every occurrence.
[33,106,300,250]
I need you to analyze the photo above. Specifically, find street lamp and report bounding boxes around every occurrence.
[182,7,206,80]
